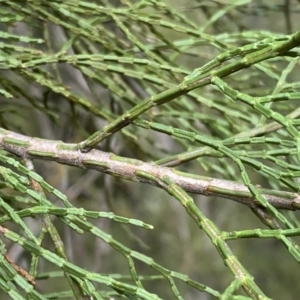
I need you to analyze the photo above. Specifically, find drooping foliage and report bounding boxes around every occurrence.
[0,1,300,299]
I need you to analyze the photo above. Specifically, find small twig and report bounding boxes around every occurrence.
[1,128,300,211]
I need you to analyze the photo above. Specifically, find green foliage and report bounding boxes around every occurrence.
[0,0,300,299]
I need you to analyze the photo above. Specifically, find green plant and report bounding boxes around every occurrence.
[0,0,300,299]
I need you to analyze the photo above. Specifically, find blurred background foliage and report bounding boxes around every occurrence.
[1,0,300,299]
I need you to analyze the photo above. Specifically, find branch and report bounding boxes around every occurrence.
[1,128,299,210]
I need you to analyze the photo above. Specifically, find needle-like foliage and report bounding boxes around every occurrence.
[0,0,300,299]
